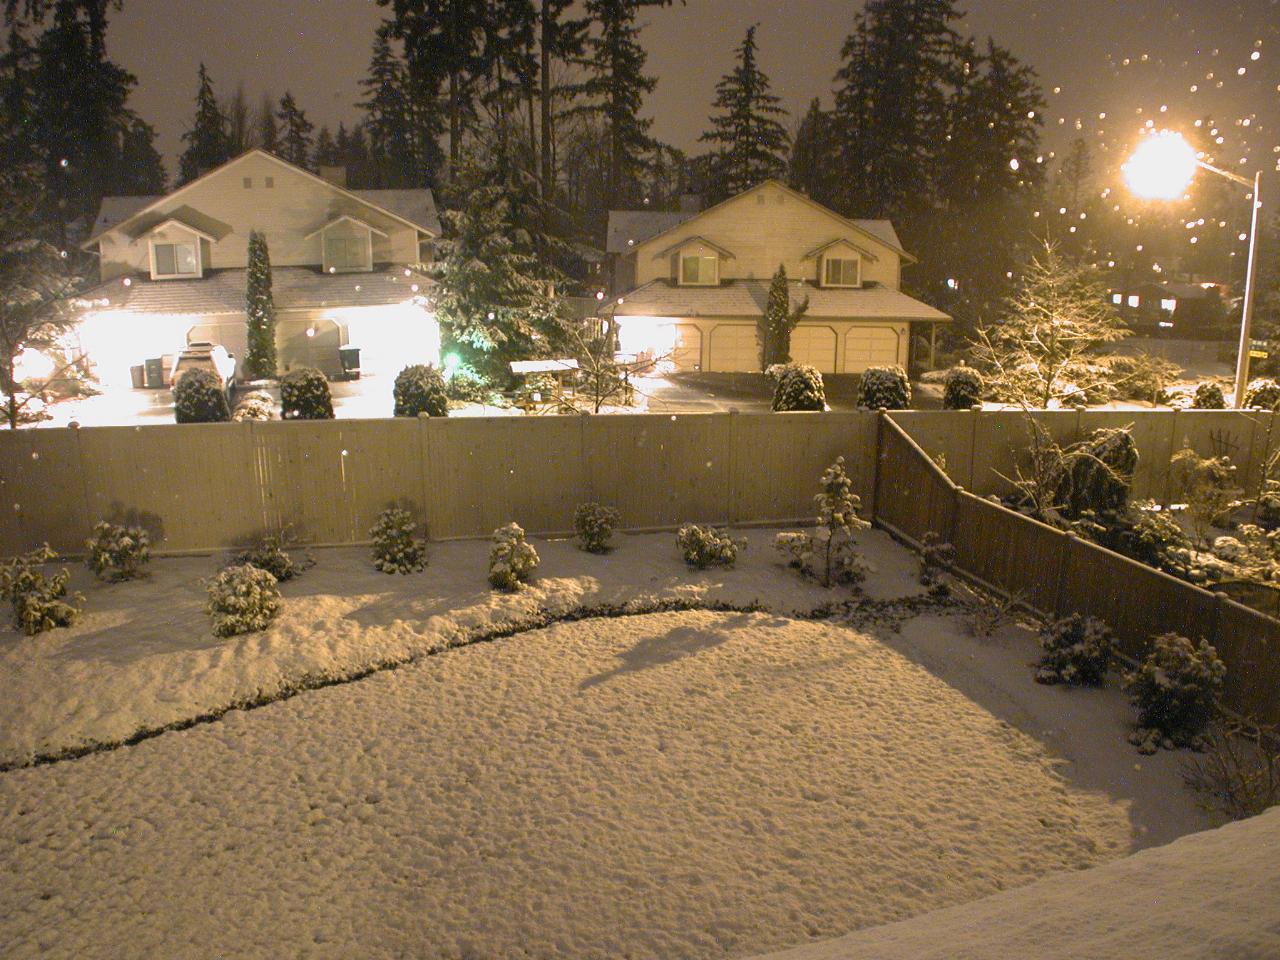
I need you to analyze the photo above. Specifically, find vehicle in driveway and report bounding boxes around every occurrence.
[170,342,237,400]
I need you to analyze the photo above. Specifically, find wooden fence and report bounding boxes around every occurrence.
[876,414,1280,727]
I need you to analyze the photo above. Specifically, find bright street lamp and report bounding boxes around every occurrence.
[1123,130,1263,409]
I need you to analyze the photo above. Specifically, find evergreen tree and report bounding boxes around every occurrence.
[788,98,837,208]
[759,265,808,367]
[276,91,314,169]
[313,125,339,167]
[0,23,38,169]
[225,82,253,154]
[178,63,230,184]
[537,0,588,203]
[359,22,441,187]
[114,116,166,194]
[257,90,278,154]
[243,231,277,380]
[699,25,789,202]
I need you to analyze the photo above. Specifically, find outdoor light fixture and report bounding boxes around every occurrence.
[1124,129,1263,409]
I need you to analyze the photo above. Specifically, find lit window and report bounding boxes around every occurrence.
[680,254,718,285]
[1127,295,1140,308]
[1161,298,1178,312]
[325,235,369,271]
[824,257,860,287]
[1111,293,1123,305]
[153,241,198,277]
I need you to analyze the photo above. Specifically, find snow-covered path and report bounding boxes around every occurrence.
[3,610,1137,960]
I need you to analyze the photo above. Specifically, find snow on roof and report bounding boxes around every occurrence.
[83,266,432,315]
[606,210,697,254]
[91,195,161,239]
[352,188,442,237]
[610,279,951,322]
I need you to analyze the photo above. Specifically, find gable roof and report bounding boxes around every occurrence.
[803,237,881,263]
[125,206,234,243]
[353,189,442,237]
[652,235,736,260]
[305,214,390,240]
[84,149,441,249]
[606,210,697,254]
[609,278,950,321]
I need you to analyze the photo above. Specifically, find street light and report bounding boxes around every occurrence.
[1123,130,1263,409]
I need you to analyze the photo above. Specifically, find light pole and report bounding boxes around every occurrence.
[1123,131,1264,408]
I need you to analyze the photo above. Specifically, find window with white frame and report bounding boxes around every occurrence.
[1161,297,1178,312]
[679,253,718,285]
[152,241,199,278]
[324,234,370,272]
[823,256,860,287]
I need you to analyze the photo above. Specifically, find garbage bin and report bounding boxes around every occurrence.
[339,346,361,380]
[144,357,165,389]
[130,364,145,389]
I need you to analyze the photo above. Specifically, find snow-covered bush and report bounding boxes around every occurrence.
[232,390,276,421]
[445,364,490,403]
[1244,378,1280,411]
[1048,427,1137,521]
[173,368,230,423]
[677,523,745,569]
[1125,633,1226,753]
[205,564,282,637]
[942,366,983,410]
[1257,480,1280,529]
[772,457,870,587]
[1170,448,1241,545]
[1035,613,1114,686]
[1104,353,1178,404]
[574,502,621,554]
[1084,502,1194,580]
[918,531,956,591]
[516,374,558,407]
[369,508,426,574]
[1211,536,1247,563]
[856,365,911,410]
[488,522,539,590]
[85,520,150,582]
[393,363,449,418]
[0,544,83,635]
[233,531,305,582]
[1192,382,1227,409]
[280,367,333,420]
[770,363,825,412]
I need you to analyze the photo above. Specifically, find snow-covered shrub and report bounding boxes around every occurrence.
[1035,613,1114,686]
[488,522,539,590]
[1085,502,1194,580]
[233,531,305,582]
[0,544,83,635]
[1212,536,1247,563]
[1170,448,1241,545]
[677,523,745,570]
[1257,480,1280,528]
[393,363,449,418]
[232,390,276,421]
[1244,378,1280,411]
[574,502,621,554]
[280,367,333,420]
[942,366,983,410]
[1192,382,1227,409]
[770,363,825,412]
[369,508,426,574]
[1125,633,1226,752]
[1048,427,1137,521]
[1104,353,1178,404]
[85,520,150,582]
[772,457,870,587]
[516,374,558,407]
[205,564,282,637]
[918,531,956,591]
[856,365,911,410]
[173,368,230,423]
[445,364,490,403]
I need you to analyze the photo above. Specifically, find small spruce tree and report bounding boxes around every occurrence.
[759,265,809,368]
[244,231,277,380]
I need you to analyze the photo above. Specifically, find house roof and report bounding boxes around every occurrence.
[652,235,737,260]
[82,267,433,316]
[803,237,881,263]
[608,279,951,322]
[304,214,390,240]
[606,210,696,254]
[128,210,233,243]
[92,195,161,239]
[352,189,442,237]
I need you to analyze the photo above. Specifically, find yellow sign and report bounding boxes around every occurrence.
[1250,350,1269,360]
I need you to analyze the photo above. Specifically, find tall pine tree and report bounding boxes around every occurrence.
[244,231,277,380]
[788,99,838,208]
[178,63,230,184]
[276,91,314,169]
[257,90,278,154]
[699,25,789,203]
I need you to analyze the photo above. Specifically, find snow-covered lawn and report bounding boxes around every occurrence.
[0,526,1227,959]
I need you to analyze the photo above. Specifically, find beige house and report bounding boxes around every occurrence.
[79,149,441,386]
[604,180,949,373]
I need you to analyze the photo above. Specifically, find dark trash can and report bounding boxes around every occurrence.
[144,357,166,389]
[339,346,361,380]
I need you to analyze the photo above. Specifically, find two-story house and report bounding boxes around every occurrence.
[77,149,441,389]
[604,180,950,373]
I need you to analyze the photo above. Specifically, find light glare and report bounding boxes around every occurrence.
[1123,131,1198,200]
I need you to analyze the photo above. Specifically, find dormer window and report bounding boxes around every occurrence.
[823,256,860,288]
[325,236,370,272]
[680,254,719,286]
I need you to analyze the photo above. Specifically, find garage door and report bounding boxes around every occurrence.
[843,326,901,372]
[708,324,759,372]
[789,325,837,373]
[671,324,702,370]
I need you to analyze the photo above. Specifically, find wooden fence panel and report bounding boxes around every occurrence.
[0,429,89,555]
[970,411,1081,497]
[1212,597,1280,727]
[888,411,977,490]
[951,493,1064,615]
[876,417,956,545]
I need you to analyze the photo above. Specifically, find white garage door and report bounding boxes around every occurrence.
[671,324,702,370]
[843,326,901,373]
[789,325,837,373]
[186,318,248,362]
[708,324,759,372]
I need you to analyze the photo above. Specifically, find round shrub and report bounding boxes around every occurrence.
[770,363,826,412]
[857,365,911,409]
[0,544,82,635]
[574,502,621,554]
[1244,378,1280,411]
[369,508,426,574]
[445,364,490,403]
[232,390,276,421]
[206,563,281,637]
[1191,382,1227,410]
[1049,427,1137,520]
[85,520,150,582]
[280,367,333,420]
[173,368,230,423]
[488,522,539,590]
[233,532,302,582]
[677,523,746,569]
[1035,614,1114,686]
[942,366,983,410]
[393,363,449,418]
[1124,633,1226,752]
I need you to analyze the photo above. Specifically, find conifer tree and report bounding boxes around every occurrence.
[276,91,314,169]
[225,83,253,154]
[178,63,230,184]
[243,231,277,381]
[313,125,338,167]
[788,98,837,208]
[699,25,789,202]
[256,90,278,154]
[360,22,439,187]
[114,116,166,195]
[759,265,809,367]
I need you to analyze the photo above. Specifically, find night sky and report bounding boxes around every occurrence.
[108,0,1279,196]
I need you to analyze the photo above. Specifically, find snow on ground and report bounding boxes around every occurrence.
[748,805,1280,960]
[3,610,1151,960]
[0,527,924,767]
